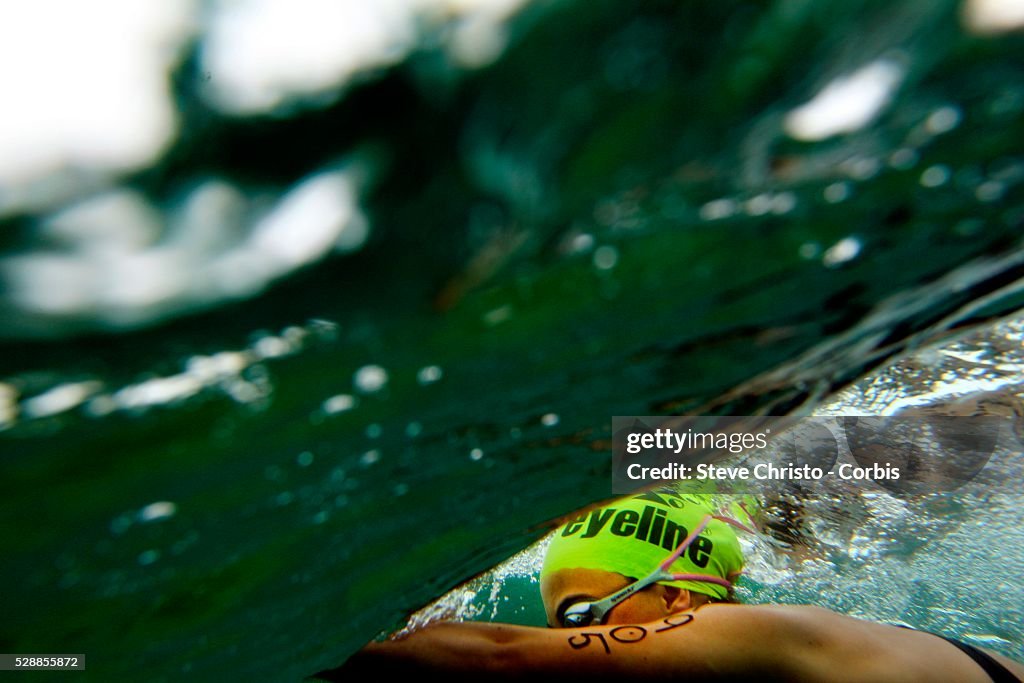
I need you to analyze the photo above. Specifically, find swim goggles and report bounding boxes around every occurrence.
[559,510,757,628]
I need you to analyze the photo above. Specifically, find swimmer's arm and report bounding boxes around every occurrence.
[333,621,681,678]
[318,606,1021,681]
[321,611,816,679]
[336,622,545,676]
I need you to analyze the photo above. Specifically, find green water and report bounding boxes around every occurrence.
[2,1,1024,680]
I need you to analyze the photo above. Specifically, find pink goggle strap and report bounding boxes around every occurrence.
[656,511,758,588]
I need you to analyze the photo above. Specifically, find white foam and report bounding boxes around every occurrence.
[964,0,1024,34]
[0,1,194,191]
[201,0,530,113]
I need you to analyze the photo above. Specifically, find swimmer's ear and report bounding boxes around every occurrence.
[661,586,693,613]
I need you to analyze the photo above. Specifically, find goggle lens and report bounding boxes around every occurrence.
[561,603,597,628]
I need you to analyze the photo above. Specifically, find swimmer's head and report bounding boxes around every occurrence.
[539,490,747,623]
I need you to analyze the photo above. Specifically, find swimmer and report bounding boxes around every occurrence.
[320,489,1024,682]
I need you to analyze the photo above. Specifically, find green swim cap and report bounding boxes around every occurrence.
[541,489,751,600]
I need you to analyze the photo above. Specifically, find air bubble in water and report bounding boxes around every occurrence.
[924,106,962,135]
[138,549,161,566]
[799,242,822,260]
[417,365,443,385]
[138,501,177,522]
[354,365,388,393]
[920,165,951,188]
[323,394,356,414]
[824,182,851,204]
[823,237,862,267]
[593,246,619,270]
[975,180,1005,203]
[889,148,919,170]
[700,198,737,220]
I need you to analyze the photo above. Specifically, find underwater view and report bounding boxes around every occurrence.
[1,0,1023,680]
